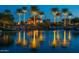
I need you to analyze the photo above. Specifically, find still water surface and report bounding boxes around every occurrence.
[0,30,79,53]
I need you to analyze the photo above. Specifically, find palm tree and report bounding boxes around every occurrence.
[22,6,27,23]
[68,13,72,25]
[16,9,22,44]
[51,8,58,25]
[16,9,22,25]
[62,8,69,26]
[4,9,11,15]
[39,11,44,23]
[21,6,27,47]
[30,6,39,25]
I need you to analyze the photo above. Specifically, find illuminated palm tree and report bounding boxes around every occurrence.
[51,8,58,26]
[39,11,44,23]
[16,9,22,25]
[62,8,69,26]
[22,6,27,23]
[31,6,39,25]
[68,13,72,25]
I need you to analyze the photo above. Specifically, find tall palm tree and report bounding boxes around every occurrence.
[39,11,44,23]
[16,9,22,25]
[68,13,72,25]
[51,8,58,25]
[22,6,27,23]
[31,6,39,25]
[62,8,69,26]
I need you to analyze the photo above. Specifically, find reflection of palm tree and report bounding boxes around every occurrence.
[17,31,21,44]
[52,30,57,47]
[68,31,71,41]
[39,31,43,42]
[30,30,38,49]
[62,31,67,47]
[51,8,58,25]
[31,6,39,25]
[16,9,22,25]
[62,8,69,26]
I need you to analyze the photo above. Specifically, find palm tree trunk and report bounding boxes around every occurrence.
[64,15,67,26]
[54,16,56,23]
[18,14,21,25]
[40,16,43,23]
[23,14,26,23]
[34,15,35,25]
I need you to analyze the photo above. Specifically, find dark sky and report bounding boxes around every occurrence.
[0,5,79,22]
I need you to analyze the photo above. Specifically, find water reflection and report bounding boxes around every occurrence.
[62,30,67,47]
[16,31,21,45]
[0,29,77,52]
[51,30,57,48]
[30,30,39,49]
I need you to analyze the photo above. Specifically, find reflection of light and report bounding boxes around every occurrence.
[21,31,27,47]
[63,31,67,47]
[39,31,43,42]
[17,31,21,44]
[52,30,57,47]
[30,30,37,48]
[57,30,60,41]
[68,31,71,41]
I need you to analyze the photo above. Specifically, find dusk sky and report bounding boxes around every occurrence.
[0,5,79,22]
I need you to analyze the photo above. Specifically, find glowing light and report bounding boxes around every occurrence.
[52,30,57,47]
[63,31,67,47]
[57,30,60,41]
[16,31,21,45]
[21,31,27,47]
[30,30,38,49]
[68,31,71,41]
[39,31,43,42]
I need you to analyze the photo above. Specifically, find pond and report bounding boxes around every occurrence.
[0,30,79,53]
